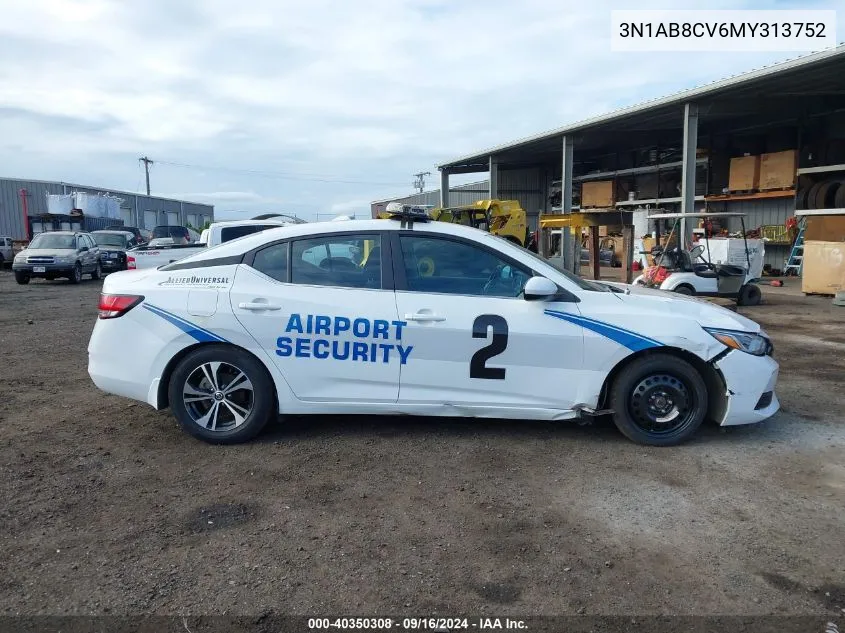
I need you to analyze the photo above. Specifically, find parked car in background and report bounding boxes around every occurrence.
[12,231,101,284]
[91,230,138,273]
[151,225,191,244]
[128,219,295,270]
[106,225,147,245]
[0,236,13,268]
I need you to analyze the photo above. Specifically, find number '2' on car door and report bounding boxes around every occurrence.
[392,233,584,410]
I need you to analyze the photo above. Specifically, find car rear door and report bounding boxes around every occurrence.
[230,230,402,403]
[391,231,584,412]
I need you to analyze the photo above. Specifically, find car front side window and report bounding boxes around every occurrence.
[398,234,531,298]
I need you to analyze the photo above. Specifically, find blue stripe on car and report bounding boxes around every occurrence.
[143,304,229,343]
[544,309,661,352]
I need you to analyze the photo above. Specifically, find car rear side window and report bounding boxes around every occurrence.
[291,234,381,290]
[252,242,289,282]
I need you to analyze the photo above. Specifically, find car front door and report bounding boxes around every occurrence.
[230,231,402,403]
[391,232,584,412]
[84,235,98,270]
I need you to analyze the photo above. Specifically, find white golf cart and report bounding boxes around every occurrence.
[632,212,763,306]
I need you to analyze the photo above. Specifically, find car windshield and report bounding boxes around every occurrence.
[93,234,126,247]
[29,234,75,249]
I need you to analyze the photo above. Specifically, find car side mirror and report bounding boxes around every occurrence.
[79,246,89,252]
[523,276,558,301]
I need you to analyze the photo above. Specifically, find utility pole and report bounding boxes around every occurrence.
[139,156,153,195]
[413,171,430,194]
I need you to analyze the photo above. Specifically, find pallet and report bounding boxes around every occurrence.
[758,186,795,192]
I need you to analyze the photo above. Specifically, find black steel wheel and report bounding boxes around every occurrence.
[609,354,708,446]
[91,261,102,280]
[168,345,275,444]
[673,285,694,296]
[14,271,30,285]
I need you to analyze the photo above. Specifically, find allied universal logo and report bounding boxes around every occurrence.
[159,274,230,286]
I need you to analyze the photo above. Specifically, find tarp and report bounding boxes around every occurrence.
[46,194,74,215]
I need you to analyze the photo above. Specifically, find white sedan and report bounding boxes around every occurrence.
[87,212,779,446]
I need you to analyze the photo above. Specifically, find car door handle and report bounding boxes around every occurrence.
[239,301,282,311]
[404,313,446,322]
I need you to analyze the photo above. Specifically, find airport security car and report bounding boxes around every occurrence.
[87,211,779,446]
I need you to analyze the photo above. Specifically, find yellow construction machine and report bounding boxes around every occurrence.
[377,199,529,247]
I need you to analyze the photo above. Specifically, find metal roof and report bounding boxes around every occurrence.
[439,44,845,171]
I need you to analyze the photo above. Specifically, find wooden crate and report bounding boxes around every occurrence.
[581,180,615,208]
[728,155,760,191]
[759,150,797,190]
[805,215,845,242]
[802,240,845,295]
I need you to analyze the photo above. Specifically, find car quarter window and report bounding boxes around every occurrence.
[398,234,531,298]
[291,234,381,290]
[251,242,289,282]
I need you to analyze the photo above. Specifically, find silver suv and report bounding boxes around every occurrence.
[12,231,102,285]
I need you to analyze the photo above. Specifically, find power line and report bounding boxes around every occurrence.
[154,159,408,186]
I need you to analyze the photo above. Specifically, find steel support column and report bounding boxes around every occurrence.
[680,103,699,249]
[561,135,575,272]
[488,156,498,200]
[440,169,450,208]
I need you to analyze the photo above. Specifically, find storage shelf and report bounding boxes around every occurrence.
[551,158,708,185]
[615,195,705,207]
[705,189,796,202]
[795,208,845,217]
[796,163,845,175]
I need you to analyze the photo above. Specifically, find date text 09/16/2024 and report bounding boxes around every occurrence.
[307,617,527,630]
[275,313,413,365]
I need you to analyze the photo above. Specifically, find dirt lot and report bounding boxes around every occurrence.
[1,270,844,624]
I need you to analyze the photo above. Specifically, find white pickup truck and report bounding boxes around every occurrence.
[127,220,294,270]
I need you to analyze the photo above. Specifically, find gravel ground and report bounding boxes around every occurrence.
[0,270,843,625]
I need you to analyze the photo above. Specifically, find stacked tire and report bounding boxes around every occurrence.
[796,178,845,210]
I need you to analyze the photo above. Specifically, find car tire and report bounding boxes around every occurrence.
[609,353,708,446]
[14,271,30,285]
[737,284,762,306]
[673,285,695,296]
[69,263,82,284]
[168,345,275,444]
[91,262,102,280]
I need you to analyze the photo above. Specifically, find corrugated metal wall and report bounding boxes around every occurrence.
[0,177,214,240]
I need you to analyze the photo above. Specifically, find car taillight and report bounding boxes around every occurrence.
[98,294,144,319]
[127,255,136,269]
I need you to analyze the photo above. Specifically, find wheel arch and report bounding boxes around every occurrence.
[598,346,728,425]
[156,342,279,413]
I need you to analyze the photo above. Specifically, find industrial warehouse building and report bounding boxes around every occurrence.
[374,45,845,273]
[0,176,214,240]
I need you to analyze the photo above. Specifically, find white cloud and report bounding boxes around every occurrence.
[0,0,841,219]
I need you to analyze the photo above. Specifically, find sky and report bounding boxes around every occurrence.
[0,0,842,221]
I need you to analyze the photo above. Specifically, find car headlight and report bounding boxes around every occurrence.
[14,253,26,262]
[704,327,770,356]
[55,255,74,263]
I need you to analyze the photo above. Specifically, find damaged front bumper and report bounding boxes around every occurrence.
[713,349,780,426]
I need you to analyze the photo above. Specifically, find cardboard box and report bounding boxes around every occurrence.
[728,155,760,191]
[804,215,845,242]
[759,150,797,190]
[802,240,845,295]
[581,181,615,208]
[599,224,624,237]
